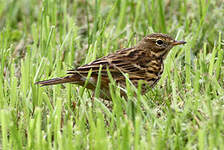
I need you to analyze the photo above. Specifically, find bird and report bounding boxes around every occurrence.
[35,33,186,100]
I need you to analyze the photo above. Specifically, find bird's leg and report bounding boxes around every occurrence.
[71,101,76,110]
[90,92,95,110]
[91,92,95,101]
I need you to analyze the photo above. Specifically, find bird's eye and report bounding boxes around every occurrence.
[156,40,163,46]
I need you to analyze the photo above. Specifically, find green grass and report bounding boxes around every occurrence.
[0,0,224,149]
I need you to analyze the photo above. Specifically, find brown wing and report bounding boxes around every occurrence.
[68,47,161,90]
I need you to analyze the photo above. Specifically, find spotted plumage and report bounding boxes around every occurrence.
[36,33,186,99]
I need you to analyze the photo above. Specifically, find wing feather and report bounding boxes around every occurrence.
[67,47,160,88]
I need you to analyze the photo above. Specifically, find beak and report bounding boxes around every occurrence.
[172,40,186,46]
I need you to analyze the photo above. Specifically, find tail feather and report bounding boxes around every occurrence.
[35,75,77,86]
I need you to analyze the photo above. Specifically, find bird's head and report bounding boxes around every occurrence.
[137,33,186,59]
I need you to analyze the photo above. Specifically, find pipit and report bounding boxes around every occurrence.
[36,33,186,99]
